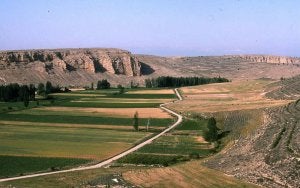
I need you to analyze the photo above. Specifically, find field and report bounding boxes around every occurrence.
[167,79,291,114]
[117,119,215,166]
[0,88,175,178]
[123,160,259,188]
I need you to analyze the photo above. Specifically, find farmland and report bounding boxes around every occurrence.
[117,119,215,166]
[167,79,291,114]
[0,88,175,178]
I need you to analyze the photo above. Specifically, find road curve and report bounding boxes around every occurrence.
[0,88,183,183]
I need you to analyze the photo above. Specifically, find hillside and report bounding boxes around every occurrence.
[1,48,300,87]
[137,54,300,81]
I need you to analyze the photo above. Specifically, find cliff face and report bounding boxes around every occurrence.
[0,48,141,76]
[231,55,300,64]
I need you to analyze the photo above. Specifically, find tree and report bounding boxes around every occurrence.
[117,84,125,94]
[45,81,52,94]
[29,84,36,101]
[203,117,218,142]
[37,83,45,96]
[91,82,94,90]
[133,111,139,131]
[97,79,110,89]
[24,98,29,107]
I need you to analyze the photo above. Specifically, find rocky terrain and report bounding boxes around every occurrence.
[1,48,300,86]
[0,48,142,86]
[205,103,300,188]
[266,75,300,100]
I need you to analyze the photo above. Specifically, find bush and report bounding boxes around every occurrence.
[203,117,219,142]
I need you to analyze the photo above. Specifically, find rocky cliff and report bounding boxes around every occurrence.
[0,48,141,76]
[231,55,300,64]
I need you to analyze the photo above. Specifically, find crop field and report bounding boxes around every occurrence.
[0,88,175,178]
[117,119,215,166]
[167,79,291,114]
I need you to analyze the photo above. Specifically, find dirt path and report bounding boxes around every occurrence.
[0,89,183,183]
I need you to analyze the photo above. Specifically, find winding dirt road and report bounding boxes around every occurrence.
[0,88,183,183]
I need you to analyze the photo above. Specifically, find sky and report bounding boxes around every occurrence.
[0,0,299,56]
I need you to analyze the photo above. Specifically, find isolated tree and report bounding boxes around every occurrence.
[29,84,36,100]
[91,82,94,90]
[24,98,29,107]
[203,117,218,142]
[37,83,45,96]
[117,84,125,94]
[45,81,52,94]
[133,111,139,131]
[18,85,30,107]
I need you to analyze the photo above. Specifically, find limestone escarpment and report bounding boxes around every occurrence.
[231,55,300,64]
[0,48,141,76]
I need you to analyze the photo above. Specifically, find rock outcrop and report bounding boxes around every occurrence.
[0,48,141,76]
[231,55,300,64]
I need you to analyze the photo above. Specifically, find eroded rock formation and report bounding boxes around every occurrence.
[0,48,141,76]
[231,55,300,64]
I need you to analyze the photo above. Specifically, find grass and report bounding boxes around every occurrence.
[175,118,207,130]
[118,118,214,166]
[0,124,149,159]
[0,113,173,127]
[0,88,176,178]
[123,160,259,188]
[0,100,50,114]
[118,153,188,166]
[0,155,90,178]
[137,135,213,156]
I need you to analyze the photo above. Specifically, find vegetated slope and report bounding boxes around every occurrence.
[266,74,300,100]
[204,102,300,188]
[137,54,300,81]
[123,160,258,188]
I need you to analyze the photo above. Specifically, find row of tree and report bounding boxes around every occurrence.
[145,76,229,88]
[0,84,35,103]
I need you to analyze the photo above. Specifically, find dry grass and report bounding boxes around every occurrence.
[123,160,258,188]
[74,97,172,103]
[40,107,172,118]
[168,79,291,113]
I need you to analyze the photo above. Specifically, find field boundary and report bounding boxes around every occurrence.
[0,88,183,183]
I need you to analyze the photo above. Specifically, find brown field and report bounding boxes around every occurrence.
[40,107,172,118]
[71,98,172,103]
[123,161,258,188]
[167,79,291,113]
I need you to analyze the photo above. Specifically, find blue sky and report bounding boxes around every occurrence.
[0,0,299,56]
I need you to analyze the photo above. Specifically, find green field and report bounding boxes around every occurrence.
[0,155,90,178]
[118,119,215,166]
[0,88,175,178]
